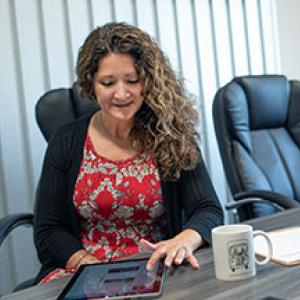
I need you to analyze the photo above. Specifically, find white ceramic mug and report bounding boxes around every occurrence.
[212,224,273,281]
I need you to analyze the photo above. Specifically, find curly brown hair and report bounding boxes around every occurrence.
[76,22,200,181]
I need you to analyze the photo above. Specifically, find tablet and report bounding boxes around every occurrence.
[57,258,166,300]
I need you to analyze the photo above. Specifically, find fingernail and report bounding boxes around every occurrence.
[175,258,182,264]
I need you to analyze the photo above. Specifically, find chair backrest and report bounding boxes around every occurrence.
[35,83,99,142]
[213,74,300,220]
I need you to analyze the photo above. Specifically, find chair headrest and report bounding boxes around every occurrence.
[36,83,99,142]
[233,75,290,130]
[71,83,99,117]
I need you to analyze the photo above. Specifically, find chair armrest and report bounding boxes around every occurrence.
[226,198,284,211]
[225,190,300,211]
[0,213,34,248]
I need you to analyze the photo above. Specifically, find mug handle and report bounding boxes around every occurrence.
[253,230,273,265]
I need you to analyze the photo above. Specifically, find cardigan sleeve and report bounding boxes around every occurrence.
[180,158,224,245]
[34,126,84,268]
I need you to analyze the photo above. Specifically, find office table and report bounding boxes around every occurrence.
[2,208,300,300]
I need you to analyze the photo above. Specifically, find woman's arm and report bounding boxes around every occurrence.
[180,158,224,244]
[34,127,84,268]
[140,158,224,270]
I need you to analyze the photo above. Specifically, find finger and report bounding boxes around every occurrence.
[77,258,99,270]
[87,260,99,265]
[85,261,98,265]
[164,249,178,267]
[186,254,200,270]
[139,239,157,252]
[146,247,167,271]
[174,248,187,265]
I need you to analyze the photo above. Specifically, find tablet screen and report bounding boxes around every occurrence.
[58,258,165,300]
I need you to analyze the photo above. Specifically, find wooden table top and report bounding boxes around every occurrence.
[2,208,300,300]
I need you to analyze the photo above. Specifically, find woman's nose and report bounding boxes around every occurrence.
[114,83,129,100]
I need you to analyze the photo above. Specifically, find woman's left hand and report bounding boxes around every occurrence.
[139,229,203,271]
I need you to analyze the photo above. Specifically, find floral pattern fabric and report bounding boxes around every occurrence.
[40,135,166,284]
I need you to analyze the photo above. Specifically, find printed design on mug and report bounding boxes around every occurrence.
[227,239,249,273]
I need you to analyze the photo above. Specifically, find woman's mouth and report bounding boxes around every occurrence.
[113,102,133,108]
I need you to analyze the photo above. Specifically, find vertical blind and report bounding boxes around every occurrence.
[0,0,280,294]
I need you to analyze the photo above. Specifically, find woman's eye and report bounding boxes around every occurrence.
[100,81,114,86]
[98,79,139,86]
[127,79,139,84]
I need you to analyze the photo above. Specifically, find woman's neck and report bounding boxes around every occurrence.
[96,111,133,142]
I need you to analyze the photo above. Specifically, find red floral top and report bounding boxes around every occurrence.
[40,135,166,284]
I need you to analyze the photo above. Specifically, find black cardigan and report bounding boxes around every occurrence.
[34,114,223,283]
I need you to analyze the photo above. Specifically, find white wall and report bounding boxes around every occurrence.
[0,0,280,295]
[276,0,300,80]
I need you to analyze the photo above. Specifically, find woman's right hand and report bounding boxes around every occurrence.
[75,253,100,270]
[66,250,100,271]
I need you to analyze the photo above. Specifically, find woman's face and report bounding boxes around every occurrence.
[93,53,144,123]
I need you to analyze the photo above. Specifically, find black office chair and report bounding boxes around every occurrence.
[0,83,98,293]
[213,74,300,221]
[36,82,99,142]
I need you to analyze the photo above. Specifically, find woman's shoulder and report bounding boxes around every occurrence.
[45,113,93,161]
[49,113,93,142]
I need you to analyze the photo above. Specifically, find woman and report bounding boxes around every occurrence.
[34,22,223,284]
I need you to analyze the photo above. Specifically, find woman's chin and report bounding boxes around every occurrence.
[109,110,138,123]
